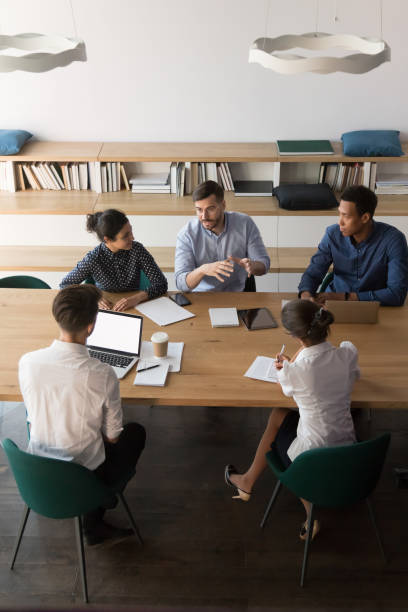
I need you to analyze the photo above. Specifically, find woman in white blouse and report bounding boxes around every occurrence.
[225,299,360,540]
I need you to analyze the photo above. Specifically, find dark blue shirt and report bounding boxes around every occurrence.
[60,241,168,300]
[298,221,408,306]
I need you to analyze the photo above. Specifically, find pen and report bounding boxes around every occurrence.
[137,364,161,373]
[277,344,286,362]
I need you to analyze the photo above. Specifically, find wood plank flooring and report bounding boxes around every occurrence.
[0,403,407,610]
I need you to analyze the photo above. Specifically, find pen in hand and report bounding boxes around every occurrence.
[137,364,161,373]
[277,344,286,363]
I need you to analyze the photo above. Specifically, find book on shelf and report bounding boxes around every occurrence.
[107,161,112,192]
[101,164,108,193]
[277,139,334,155]
[78,163,88,190]
[16,163,26,191]
[375,172,408,194]
[234,180,273,197]
[0,161,16,192]
[120,164,130,191]
[318,161,375,192]
[131,185,171,193]
[184,161,192,194]
[130,172,170,185]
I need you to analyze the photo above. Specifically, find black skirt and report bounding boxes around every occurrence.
[273,410,300,468]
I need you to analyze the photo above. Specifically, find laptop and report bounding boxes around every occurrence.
[325,300,379,324]
[86,310,143,378]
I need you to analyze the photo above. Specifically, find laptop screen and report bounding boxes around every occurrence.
[87,310,143,356]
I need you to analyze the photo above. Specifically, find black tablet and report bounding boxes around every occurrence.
[237,308,278,330]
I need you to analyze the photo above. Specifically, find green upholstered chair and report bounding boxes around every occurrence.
[260,433,391,587]
[0,275,50,289]
[2,438,142,603]
[84,270,150,291]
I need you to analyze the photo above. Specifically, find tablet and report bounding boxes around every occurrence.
[237,308,278,330]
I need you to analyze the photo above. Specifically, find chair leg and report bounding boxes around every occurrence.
[260,480,282,529]
[74,516,89,604]
[10,504,30,569]
[300,503,315,588]
[118,492,143,546]
[366,498,387,563]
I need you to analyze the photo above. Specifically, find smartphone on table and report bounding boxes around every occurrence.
[169,292,192,307]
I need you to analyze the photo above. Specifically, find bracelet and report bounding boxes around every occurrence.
[345,292,350,301]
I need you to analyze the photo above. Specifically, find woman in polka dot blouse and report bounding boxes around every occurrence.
[60,209,168,312]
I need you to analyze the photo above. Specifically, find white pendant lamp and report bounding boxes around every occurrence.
[249,0,390,75]
[0,1,86,73]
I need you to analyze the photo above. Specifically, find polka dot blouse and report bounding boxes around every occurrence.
[60,241,168,299]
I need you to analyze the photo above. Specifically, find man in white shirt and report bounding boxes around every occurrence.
[18,284,146,546]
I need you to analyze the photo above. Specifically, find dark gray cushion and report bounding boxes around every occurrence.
[273,183,338,211]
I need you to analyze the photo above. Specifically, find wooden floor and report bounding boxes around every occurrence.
[0,402,407,611]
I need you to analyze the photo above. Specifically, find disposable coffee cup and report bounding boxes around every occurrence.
[151,331,169,359]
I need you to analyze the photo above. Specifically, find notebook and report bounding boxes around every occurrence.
[140,341,184,372]
[326,300,379,324]
[133,361,170,386]
[209,308,239,327]
[136,296,195,326]
[277,140,334,155]
[234,180,273,196]
[87,310,143,379]
[244,356,278,383]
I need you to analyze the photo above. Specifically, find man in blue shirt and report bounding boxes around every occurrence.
[175,180,270,292]
[299,185,408,306]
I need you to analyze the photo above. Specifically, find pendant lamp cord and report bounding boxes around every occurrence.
[264,0,271,49]
[69,0,78,39]
[380,0,383,40]
[315,0,319,36]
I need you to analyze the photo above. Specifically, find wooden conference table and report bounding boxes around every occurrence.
[1,289,407,409]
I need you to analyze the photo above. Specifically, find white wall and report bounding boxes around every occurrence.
[1,0,408,142]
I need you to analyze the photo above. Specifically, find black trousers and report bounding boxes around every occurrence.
[83,422,146,530]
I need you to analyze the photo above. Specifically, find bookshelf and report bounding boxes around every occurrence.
[1,140,408,292]
[1,140,408,216]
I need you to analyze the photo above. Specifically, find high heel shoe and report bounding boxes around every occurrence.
[224,464,251,502]
[299,519,320,541]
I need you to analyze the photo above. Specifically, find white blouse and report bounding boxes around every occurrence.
[277,341,360,462]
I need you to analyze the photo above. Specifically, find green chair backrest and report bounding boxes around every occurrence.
[317,271,334,293]
[139,270,150,291]
[2,439,113,519]
[0,275,51,289]
[266,433,390,508]
[84,271,150,291]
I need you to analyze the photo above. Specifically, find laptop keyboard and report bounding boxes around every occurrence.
[89,350,133,369]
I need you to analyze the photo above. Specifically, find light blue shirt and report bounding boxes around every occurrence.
[175,211,270,292]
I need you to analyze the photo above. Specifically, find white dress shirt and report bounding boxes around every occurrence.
[277,341,360,462]
[19,339,123,470]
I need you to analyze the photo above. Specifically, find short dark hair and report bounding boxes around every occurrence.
[341,185,377,219]
[52,285,101,333]
[192,180,224,203]
[281,299,334,344]
[86,209,128,242]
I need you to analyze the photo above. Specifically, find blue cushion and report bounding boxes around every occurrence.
[341,130,403,157]
[0,129,32,155]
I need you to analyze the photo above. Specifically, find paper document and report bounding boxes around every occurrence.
[136,296,195,326]
[140,341,184,372]
[244,356,279,383]
[209,307,239,327]
[133,361,170,386]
